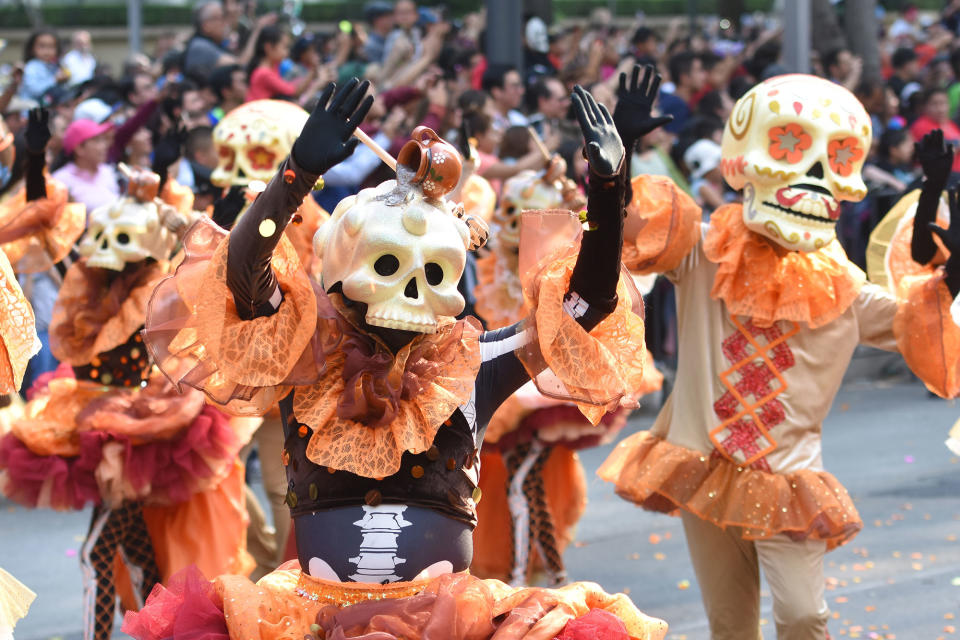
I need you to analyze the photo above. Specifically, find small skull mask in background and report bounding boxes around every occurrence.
[495,165,581,252]
[721,74,871,252]
[211,100,309,187]
[79,195,177,271]
[314,180,471,334]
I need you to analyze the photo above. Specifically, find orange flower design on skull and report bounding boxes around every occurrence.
[827,137,864,177]
[768,123,811,164]
[247,146,278,171]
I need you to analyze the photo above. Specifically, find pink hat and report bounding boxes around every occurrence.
[63,119,113,155]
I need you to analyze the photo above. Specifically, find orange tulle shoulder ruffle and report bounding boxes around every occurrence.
[894,268,960,399]
[0,178,86,273]
[473,248,524,330]
[703,204,865,329]
[597,431,862,550]
[0,248,40,393]
[50,259,169,365]
[621,174,701,274]
[123,564,668,640]
[144,218,482,478]
[516,210,647,424]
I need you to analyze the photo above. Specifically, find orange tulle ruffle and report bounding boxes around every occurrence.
[473,247,524,330]
[597,431,862,550]
[0,249,40,393]
[703,204,865,329]
[621,174,701,274]
[126,564,667,640]
[516,210,647,423]
[0,178,86,273]
[50,260,169,366]
[894,269,960,398]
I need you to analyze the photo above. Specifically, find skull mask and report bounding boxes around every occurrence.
[211,100,309,187]
[721,74,871,252]
[314,180,471,334]
[495,167,582,252]
[79,171,177,271]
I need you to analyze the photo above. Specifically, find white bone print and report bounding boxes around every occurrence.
[348,505,412,583]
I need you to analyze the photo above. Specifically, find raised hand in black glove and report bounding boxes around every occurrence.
[292,78,374,175]
[152,123,188,192]
[613,64,672,152]
[25,108,51,201]
[228,79,373,320]
[572,85,624,179]
[211,185,248,230]
[569,85,627,314]
[929,187,960,297]
[913,129,955,265]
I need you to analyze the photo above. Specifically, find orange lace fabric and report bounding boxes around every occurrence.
[517,251,647,424]
[202,564,667,640]
[146,218,482,478]
[598,431,862,550]
[0,178,86,273]
[703,204,865,329]
[473,247,524,330]
[894,269,960,398]
[621,174,701,274]
[50,260,169,366]
[0,248,40,393]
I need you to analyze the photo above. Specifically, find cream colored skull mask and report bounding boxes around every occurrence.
[211,100,309,187]
[721,74,871,252]
[495,166,582,251]
[313,181,471,334]
[79,196,177,271]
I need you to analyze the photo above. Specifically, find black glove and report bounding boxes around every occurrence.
[929,187,960,297]
[613,65,672,203]
[613,65,673,151]
[152,123,188,193]
[913,129,954,265]
[292,78,373,175]
[25,108,50,202]
[211,185,247,230]
[569,85,626,314]
[228,79,372,320]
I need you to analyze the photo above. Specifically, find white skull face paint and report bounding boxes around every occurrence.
[720,74,871,252]
[313,180,471,334]
[348,505,412,583]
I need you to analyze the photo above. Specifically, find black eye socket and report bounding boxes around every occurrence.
[425,262,444,286]
[506,205,517,215]
[374,254,400,276]
[116,232,130,245]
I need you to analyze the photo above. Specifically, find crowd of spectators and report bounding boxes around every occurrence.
[3,0,960,377]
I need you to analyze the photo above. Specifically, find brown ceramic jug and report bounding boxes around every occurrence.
[397,126,462,199]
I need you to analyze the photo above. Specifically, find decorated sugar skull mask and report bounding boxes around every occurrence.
[313,180,471,334]
[495,167,583,251]
[211,100,309,187]
[721,74,871,252]
[79,168,178,271]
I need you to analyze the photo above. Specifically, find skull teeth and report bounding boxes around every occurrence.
[366,314,438,334]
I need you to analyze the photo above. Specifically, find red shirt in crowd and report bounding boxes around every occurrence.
[909,116,960,172]
[246,65,296,102]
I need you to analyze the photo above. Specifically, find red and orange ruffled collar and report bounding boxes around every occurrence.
[703,204,864,329]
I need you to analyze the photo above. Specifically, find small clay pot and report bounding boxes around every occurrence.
[125,169,160,203]
[397,126,462,199]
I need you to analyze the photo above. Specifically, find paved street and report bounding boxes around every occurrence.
[3,377,960,640]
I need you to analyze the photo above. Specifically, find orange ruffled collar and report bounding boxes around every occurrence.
[0,178,86,273]
[703,204,864,329]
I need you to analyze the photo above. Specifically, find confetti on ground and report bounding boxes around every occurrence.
[65,549,76,557]
[947,614,957,620]
[912,562,924,571]
[654,552,665,561]
[836,596,849,603]
[953,577,960,587]
[904,455,915,463]
[866,605,876,612]
[677,579,690,590]
[648,533,661,545]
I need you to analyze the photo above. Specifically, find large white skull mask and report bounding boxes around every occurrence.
[721,74,871,252]
[211,100,309,187]
[313,181,471,334]
[79,196,177,271]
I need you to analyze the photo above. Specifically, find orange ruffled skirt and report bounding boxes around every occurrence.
[123,563,668,640]
[598,432,862,550]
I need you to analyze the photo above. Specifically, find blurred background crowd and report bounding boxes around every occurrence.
[0,0,958,383]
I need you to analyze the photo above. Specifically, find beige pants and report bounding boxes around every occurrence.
[241,416,291,580]
[681,512,829,640]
